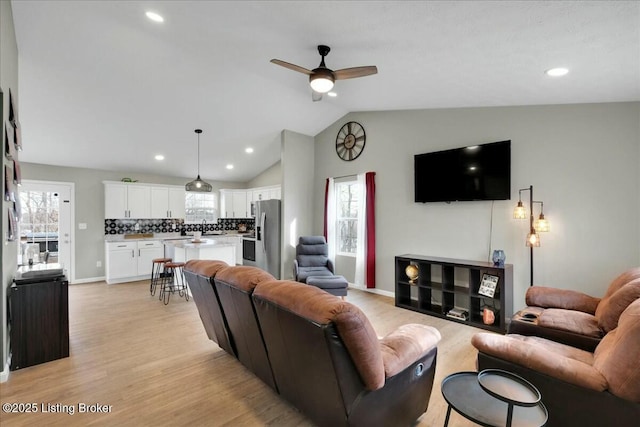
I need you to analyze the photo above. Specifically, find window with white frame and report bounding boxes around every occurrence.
[336,180,360,256]
[185,192,218,223]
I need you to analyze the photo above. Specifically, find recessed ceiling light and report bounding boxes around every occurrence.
[545,67,569,77]
[154,154,165,161]
[145,11,164,23]
[226,164,234,170]
[327,91,337,97]
[245,147,254,154]
[466,145,479,150]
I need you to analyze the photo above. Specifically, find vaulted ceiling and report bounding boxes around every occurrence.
[11,1,640,182]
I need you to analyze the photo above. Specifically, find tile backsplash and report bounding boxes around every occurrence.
[104,218,254,235]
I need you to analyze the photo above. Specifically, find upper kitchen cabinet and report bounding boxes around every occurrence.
[220,190,249,218]
[104,183,151,219]
[150,186,185,219]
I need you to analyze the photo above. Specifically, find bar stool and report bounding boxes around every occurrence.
[159,261,189,305]
[150,257,172,296]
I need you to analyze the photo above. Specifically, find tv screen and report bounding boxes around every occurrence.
[414,140,511,202]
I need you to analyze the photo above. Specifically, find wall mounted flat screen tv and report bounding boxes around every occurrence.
[415,140,511,202]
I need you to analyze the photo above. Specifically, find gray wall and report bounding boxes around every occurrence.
[20,162,246,282]
[314,103,640,309]
[281,130,315,279]
[1,0,19,380]
[246,161,281,188]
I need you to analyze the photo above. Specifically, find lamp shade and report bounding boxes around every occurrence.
[513,201,527,219]
[534,213,550,232]
[185,175,212,192]
[526,230,541,247]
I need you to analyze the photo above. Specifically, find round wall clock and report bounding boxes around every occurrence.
[336,121,366,161]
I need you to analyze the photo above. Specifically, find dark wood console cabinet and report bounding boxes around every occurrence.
[9,276,69,370]
[395,255,513,333]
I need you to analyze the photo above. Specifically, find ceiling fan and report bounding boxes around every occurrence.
[271,45,378,101]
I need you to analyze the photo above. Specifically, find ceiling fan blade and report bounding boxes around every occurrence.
[270,59,313,75]
[334,66,378,80]
[311,90,323,102]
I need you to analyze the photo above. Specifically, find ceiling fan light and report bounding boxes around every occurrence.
[309,71,334,93]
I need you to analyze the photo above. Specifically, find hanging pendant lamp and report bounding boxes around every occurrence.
[185,129,212,192]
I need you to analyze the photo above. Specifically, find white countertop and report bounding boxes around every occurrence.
[163,238,236,249]
[105,233,248,242]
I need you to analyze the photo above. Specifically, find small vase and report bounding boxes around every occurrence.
[492,250,506,267]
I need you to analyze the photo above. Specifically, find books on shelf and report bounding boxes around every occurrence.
[446,307,468,321]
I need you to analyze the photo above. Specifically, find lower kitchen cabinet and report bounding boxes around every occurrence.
[105,240,164,284]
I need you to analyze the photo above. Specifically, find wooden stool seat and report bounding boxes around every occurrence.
[152,257,172,264]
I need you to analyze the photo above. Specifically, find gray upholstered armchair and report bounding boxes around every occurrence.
[293,236,335,283]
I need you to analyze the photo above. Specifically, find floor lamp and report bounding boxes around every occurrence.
[513,185,550,286]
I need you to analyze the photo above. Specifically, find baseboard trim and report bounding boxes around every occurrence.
[71,276,105,285]
[348,283,395,298]
[1,360,10,383]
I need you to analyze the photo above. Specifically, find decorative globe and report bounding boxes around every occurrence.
[405,264,419,284]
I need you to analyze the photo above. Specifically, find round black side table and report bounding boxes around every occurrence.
[441,369,547,427]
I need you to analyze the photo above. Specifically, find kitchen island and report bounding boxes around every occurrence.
[163,239,236,265]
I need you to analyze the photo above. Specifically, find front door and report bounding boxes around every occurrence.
[19,180,74,281]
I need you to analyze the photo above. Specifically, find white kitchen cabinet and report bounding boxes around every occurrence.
[136,240,164,277]
[268,186,281,200]
[105,240,163,284]
[105,241,137,282]
[104,183,151,219]
[150,186,185,219]
[252,188,269,203]
[220,190,250,218]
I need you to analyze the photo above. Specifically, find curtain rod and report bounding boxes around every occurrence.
[329,171,375,180]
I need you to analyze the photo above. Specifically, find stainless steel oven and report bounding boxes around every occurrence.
[242,237,256,266]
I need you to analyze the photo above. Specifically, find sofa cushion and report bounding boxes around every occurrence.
[254,280,385,390]
[184,259,228,277]
[602,267,640,299]
[214,265,275,292]
[296,267,334,283]
[595,279,640,333]
[526,286,600,314]
[297,254,329,267]
[298,235,326,245]
[471,333,607,392]
[537,308,602,338]
[593,299,640,402]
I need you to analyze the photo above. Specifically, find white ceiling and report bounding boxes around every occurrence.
[11,1,640,183]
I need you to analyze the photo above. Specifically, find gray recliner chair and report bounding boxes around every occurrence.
[293,236,334,283]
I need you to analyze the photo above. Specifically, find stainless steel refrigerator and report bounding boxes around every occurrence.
[245,199,281,278]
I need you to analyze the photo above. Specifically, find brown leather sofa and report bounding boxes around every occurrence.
[509,267,640,351]
[184,261,441,426]
[183,260,234,355]
[472,298,640,427]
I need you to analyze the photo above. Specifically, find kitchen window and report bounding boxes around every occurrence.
[185,192,218,223]
[335,180,360,256]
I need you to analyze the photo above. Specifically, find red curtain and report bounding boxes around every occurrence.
[365,172,376,288]
[323,178,329,240]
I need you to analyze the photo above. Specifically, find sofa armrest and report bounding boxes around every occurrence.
[380,324,441,378]
[471,333,607,391]
[327,259,335,274]
[526,286,601,314]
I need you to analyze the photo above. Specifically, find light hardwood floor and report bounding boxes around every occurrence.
[0,280,490,426]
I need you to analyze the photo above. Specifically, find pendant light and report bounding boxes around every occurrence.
[185,129,212,192]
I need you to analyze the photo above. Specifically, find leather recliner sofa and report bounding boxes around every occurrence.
[509,267,640,351]
[472,298,640,427]
[184,261,441,426]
